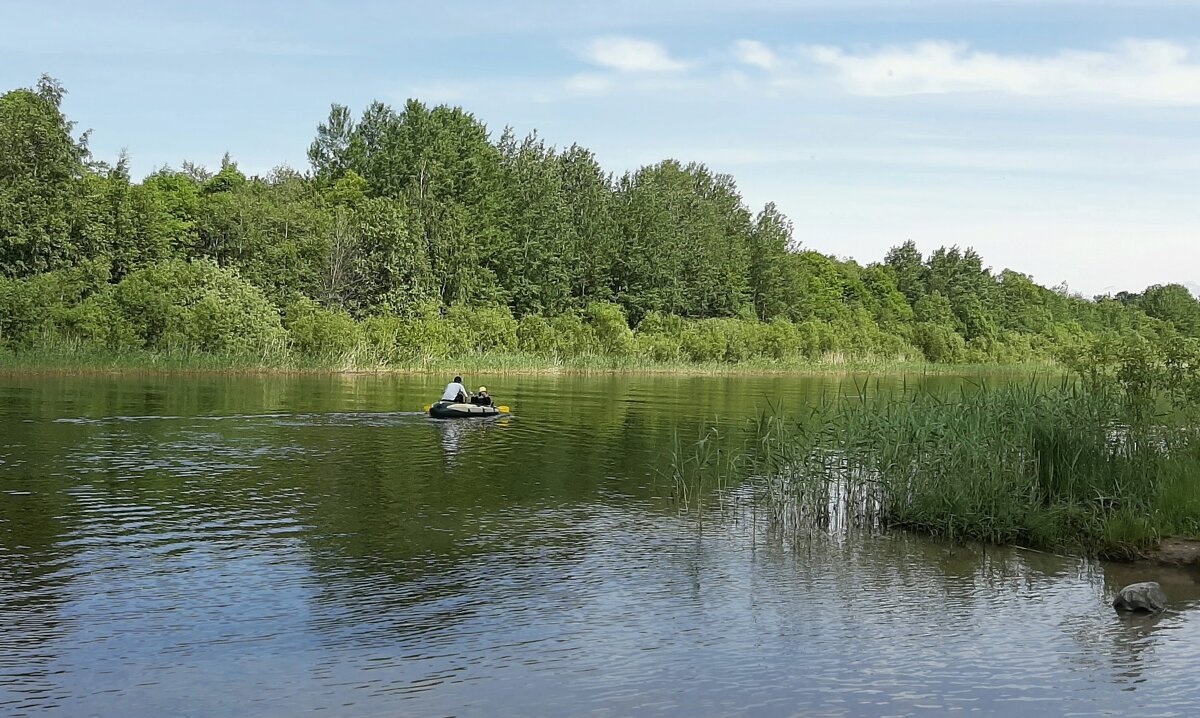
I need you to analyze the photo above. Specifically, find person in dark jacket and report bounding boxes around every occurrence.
[470,387,493,407]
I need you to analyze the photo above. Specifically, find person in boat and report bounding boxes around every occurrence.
[470,387,493,407]
[440,376,469,404]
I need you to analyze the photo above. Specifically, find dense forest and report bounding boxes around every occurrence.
[2,75,1199,368]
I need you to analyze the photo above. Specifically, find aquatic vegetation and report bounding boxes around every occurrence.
[674,377,1200,557]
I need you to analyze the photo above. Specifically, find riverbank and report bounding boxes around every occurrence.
[0,347,1060,378]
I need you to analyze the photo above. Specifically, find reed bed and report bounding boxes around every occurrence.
[671,380,1200,557]
[0,345,1055,377]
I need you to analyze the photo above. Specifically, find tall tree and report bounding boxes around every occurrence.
[307,104,357,182]
[747,202,793,320]
[0,75,89,277]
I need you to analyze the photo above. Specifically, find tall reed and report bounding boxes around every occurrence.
[676,380,1200,556]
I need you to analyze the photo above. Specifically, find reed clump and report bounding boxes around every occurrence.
[682,371,1200,557]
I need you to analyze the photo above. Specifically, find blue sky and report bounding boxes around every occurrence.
[4,0,1200,296]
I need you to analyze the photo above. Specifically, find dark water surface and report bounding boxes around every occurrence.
[1,372,1198,717]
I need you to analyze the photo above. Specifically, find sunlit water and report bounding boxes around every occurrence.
[1,372,1197,717]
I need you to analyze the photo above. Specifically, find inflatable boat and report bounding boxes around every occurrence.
[428,401,506,419]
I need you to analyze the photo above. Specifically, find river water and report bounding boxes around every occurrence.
[1,372,1197,717]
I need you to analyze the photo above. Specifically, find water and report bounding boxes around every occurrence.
[1,372,1197,717]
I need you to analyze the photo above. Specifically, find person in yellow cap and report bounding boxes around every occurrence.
[469,386,493,407]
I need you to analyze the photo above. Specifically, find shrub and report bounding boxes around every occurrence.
[77,259,285,354]
[0,261,109,347]
[360,315,404,364]
[796,320,833,359]
[586,302,634,357]
[394,303,461,361]
[634,312,684,362]
[912,322,967,363]
[681,320,728,363]
[761,318,801,360]
[517,315,555,356]
[447,305,518,354]
[285,298,359,357]
[549,314,594,358]
[719,319,770,362]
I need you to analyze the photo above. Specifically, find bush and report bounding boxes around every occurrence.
[0,275,58,347]
[586,302,634,357]
[285,298,359,357]
[912,322,967,363]
[517,315,555,356]
[70,259,285,354]
[761,318,801,360]
[394,302,461,361]
[58,293,137,348]
[634,312,684,361]
[681,320,728,363]
[719,319,770,362]
[0,261,109,347]
[360,315,404,364]
[447,305,518,354]
[796,320,833,359]
[549,314,594,358]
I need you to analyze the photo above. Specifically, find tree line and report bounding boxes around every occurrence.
[2,74,1198,366]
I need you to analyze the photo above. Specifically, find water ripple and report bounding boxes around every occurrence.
[1,375,1199,717]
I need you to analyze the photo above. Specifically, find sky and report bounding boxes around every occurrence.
[3,0,1200,297]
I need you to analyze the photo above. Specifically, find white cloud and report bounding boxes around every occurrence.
[583,36,689,73]
[801,39,1200,104]
[734,39,778,70]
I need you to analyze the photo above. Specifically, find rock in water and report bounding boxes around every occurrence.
[1112,582,1167,613]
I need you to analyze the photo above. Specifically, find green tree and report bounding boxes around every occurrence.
[0,75,89,277]
[883,240,927,303]
[613,161,751,321]
[1136,284,1200,336]
[747,202,793,320]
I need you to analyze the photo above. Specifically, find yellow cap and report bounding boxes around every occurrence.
[478,386,487,392]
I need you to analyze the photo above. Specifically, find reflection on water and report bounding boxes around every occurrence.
[0,372,1198,717]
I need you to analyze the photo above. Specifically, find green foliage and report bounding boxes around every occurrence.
[517,314,556,356]
[0,77,89,278]
[1133,284,1200,336]
[359,315,404,364]
[634,312,685,362]
[65,259,285,354]
[0,75,1194,369]
[336,197,434,315]
[0,261,108,346]
[548,313,594,358]
[911,322,967,363]
[614,160,751,321]
[447,305,518,354]
[285,298,360,356]
[586,302,634,356]
[202,154,247,195]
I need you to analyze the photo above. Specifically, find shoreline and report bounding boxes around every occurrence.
[0,350,1062,379]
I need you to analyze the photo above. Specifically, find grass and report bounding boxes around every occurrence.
[672,380,1200,557]
[0,345,1060,377]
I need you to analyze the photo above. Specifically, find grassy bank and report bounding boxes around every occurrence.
[0,346,1060,377]
[672,380,1200,557]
